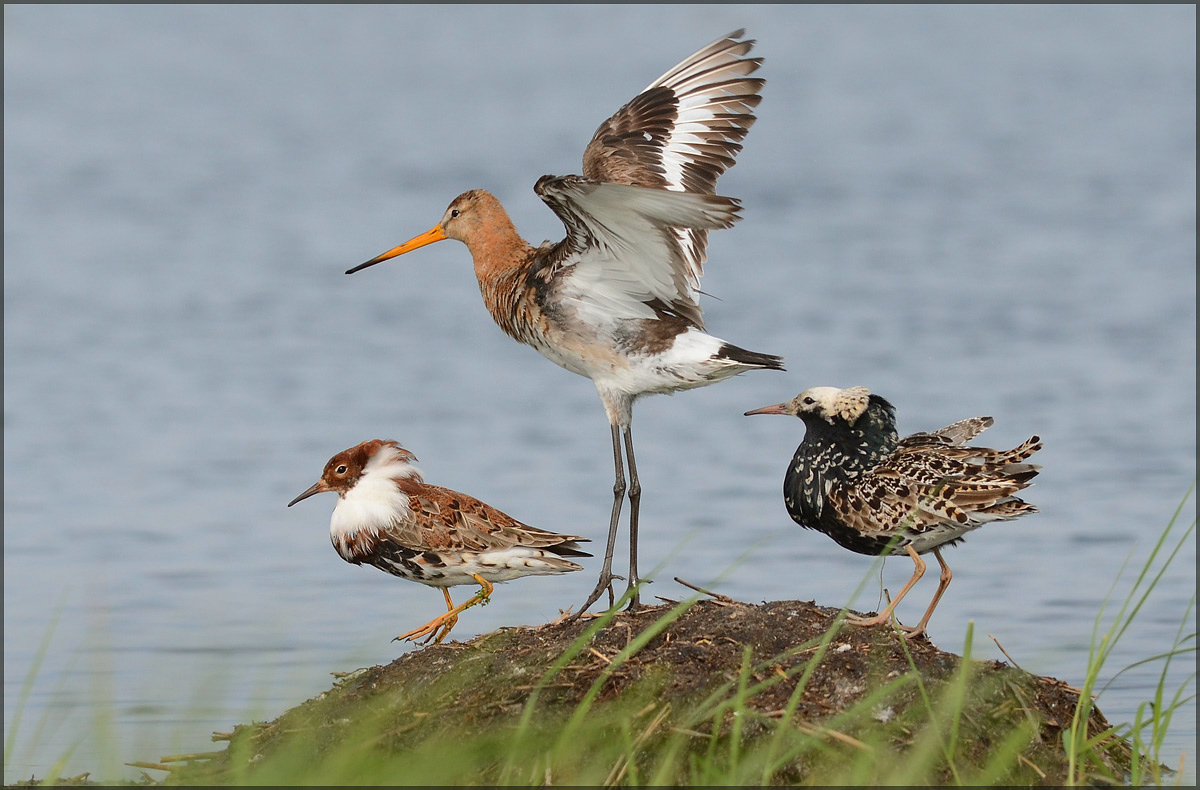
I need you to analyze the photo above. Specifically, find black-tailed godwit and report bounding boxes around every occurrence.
[347,31,783,613]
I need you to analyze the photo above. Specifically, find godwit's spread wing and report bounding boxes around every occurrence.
[555,30,762,325]
[582,29,762,196]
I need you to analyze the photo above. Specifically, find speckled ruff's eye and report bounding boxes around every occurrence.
[336,465,348,475]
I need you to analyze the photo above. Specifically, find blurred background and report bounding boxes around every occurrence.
[5,5,1194,783]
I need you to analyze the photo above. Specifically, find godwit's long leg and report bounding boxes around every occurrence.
[572,425,626,617]
[623,425,642,609]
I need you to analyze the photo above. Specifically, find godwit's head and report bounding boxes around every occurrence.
[346,190,511,274]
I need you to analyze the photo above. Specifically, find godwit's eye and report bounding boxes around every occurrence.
[450,209,461,219]
[335,465,348,475]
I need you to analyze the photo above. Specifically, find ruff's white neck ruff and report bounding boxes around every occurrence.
[330,444,419,540]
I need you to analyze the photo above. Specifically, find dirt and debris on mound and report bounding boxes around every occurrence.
[155,595,1133,786]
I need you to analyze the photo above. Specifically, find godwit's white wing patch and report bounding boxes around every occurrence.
[536,177,740,327]
[636,29,763,195]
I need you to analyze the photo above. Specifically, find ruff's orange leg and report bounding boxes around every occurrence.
[395,588,458,646]
[846,545,926,629]
[900,548,952,640]
[396,575,494,645]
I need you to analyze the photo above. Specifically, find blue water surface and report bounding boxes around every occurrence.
[4,5,1195,783]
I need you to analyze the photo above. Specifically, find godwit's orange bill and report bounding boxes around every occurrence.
[745,386,1042,641]
[288,439,590,645]
[347,30,783,616]
[348,225,448,274]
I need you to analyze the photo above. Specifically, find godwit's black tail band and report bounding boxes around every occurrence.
[717,343,785,371]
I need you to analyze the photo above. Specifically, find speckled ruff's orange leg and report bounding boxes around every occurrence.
[899,547,953,640]
[846,544,926,630]
[396,575,494,645]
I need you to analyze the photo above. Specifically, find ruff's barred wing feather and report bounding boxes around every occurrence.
[400,483,589,561]
[904,416,995,447]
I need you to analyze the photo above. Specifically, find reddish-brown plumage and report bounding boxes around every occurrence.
[288,439,590,644]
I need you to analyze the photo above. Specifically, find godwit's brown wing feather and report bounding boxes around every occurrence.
[582,29,762,193]
[577,29,763,296]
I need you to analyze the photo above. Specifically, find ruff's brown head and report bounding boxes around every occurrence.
[287,439,418,506]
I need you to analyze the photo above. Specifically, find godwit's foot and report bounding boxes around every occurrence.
[623,577,650,611]
[570,571,624,620]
